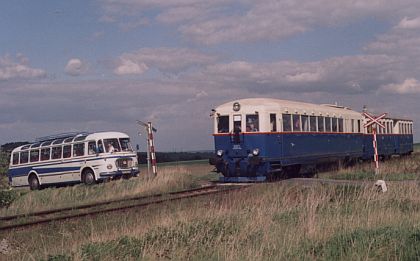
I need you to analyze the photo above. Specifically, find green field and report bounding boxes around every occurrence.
[2,152,420,259]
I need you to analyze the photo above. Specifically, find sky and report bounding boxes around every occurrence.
[1,0,420,151]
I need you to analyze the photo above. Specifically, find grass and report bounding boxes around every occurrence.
[4,181,420,260]
[319,153,420,181]
[0,162,216,217]
[2,154,420,259]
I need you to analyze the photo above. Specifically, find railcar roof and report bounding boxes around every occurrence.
[11,131,130,152]
[215,98,362,117]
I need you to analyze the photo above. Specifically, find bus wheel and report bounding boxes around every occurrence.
[83,169,95,185]
[29,175,40,190]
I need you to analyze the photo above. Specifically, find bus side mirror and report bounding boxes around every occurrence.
[136,144,140,151]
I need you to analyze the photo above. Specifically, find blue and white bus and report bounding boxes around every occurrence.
[8,131,139,190]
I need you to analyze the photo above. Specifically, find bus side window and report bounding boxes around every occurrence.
[73,143,85,157]
[20,151,29,164]
[41,148,51,161]
[12,153,19,165]
[97,140,104,153]
[52,146,62,159]
[88,141,97,155]
[30,150,40,162]
[63,145,72,158]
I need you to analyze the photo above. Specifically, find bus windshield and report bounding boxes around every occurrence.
[119,138,133,152]
[104,138,122,153]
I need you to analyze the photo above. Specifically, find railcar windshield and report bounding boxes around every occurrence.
[217,115,229,133]
[246,114,259,132]
[119,138,133,152]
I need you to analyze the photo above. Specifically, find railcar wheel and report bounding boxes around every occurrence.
[29,175,40,190]
[83,169,96,185]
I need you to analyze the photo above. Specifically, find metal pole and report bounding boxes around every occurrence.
[373,126,380,175]
[147,122,158,177]
[136,120,158,178]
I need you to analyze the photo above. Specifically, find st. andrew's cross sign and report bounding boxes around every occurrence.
[363,112,387,174]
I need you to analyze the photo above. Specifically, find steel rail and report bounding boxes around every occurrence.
[0,185,246,231]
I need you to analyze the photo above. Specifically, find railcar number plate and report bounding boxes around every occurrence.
[233,145,242,150]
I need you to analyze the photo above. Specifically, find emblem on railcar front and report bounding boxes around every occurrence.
[233,102,241,111]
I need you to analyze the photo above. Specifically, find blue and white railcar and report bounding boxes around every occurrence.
[8,131,139,190]
[210,98,413,182]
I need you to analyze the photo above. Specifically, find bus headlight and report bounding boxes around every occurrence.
[252,148,260,156]
[107,164,113,170]
[216,150,224,157]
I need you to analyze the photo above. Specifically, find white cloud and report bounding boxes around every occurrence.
[114,58,148,75]
[380,78,420,94]
[197,55,396,93]
[99,0,420,44]
[0,54,46,80]
[114,47,216,75]
[396,17,420,29]
[65,58,89,76]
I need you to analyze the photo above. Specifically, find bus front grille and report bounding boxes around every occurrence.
[116,158,133,168]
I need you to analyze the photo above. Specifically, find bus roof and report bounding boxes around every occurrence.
[11,131,130,153]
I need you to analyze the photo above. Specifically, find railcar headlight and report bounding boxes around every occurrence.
[252,148,260,156]
[216,150,224,157]
[107,164,113,170]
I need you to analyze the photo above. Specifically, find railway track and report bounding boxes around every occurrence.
[0,177,410,232]
[0,184,248,231]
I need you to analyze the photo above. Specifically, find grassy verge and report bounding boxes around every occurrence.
[3,182,420,260]
[319,153,420,181]
[0,162,216,217]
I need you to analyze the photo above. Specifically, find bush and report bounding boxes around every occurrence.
[0,190,18,207]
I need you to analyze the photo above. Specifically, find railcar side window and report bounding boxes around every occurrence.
[30,150,40,162]
[63,145,72,158]
[317,116,324,132]
[52,146,62,159]
[338,118,343,132]
[217,116,229,133]
[325,117,332,132]
[20,151,29,164]
[332,118,338,132]
[292,114,301,132]
[270,114,277,132]
[246,114,259,132]
[12,153,19,165]
[282,114,292,132]
[310,116,316,132]
[302,115,309,132]
[41,148,50,161]
[73,143,85,157]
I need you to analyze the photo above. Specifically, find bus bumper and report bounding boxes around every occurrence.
[99,168,140,179]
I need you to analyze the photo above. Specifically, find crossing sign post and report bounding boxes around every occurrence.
[363,112,387,175]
